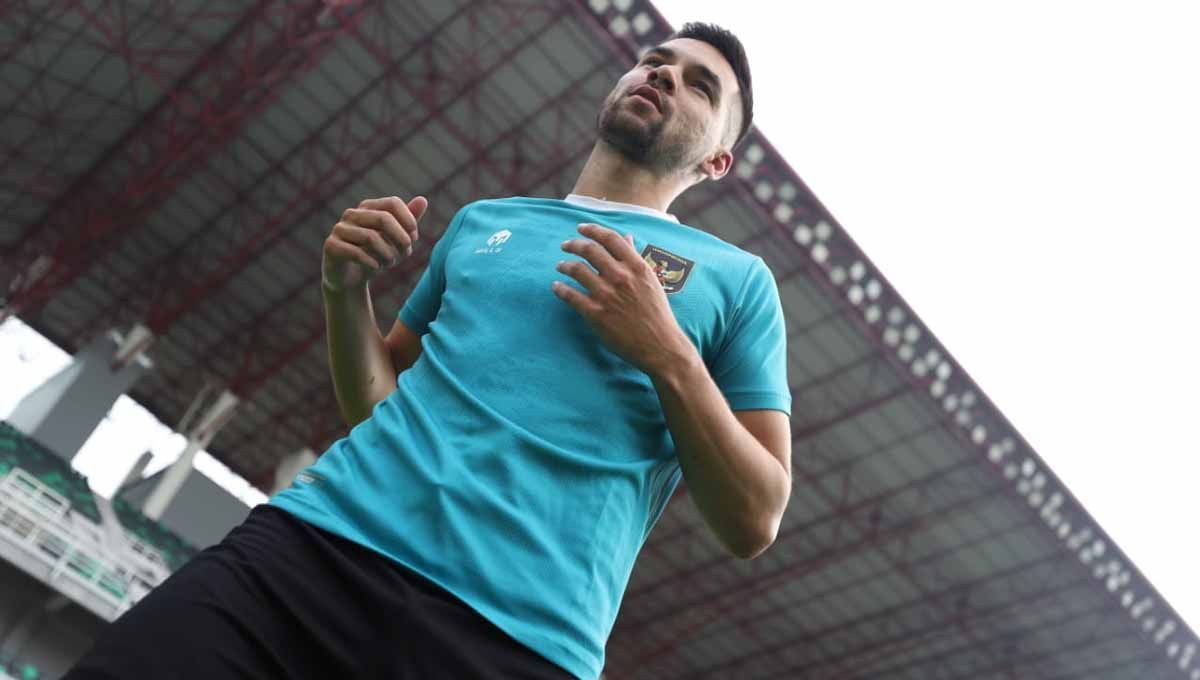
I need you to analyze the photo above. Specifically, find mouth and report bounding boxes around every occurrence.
[628,85,663,112]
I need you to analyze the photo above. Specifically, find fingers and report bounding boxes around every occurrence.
[341,207,412,257]
[551,280,599,316]
[555,259,603,292]
[324,236,380,272]
[576,223,640,263]
[357,195,426,252]
[331,220,400,265]
[407,195,429,222]
[561,235,620,276]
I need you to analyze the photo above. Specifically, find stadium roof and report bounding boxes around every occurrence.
[1,0,1196,677]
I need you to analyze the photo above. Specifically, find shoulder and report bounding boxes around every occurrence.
[672,221,772,286]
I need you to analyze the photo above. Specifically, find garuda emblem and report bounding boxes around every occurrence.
[640,244,695,294]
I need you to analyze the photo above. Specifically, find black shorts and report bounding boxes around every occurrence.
[63,504,577,680]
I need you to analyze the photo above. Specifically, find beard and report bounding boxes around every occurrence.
[596,93,697,175]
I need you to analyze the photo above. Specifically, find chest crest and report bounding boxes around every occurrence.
[641,244,696,294]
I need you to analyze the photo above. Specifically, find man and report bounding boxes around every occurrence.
[66,22,791,680]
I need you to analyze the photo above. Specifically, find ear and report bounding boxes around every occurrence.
[697,148,734,182]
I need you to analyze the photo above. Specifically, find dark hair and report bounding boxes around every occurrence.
[669,22,754,147]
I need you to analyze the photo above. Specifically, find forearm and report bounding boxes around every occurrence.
[322,282,397,427]
[650,345,791,559]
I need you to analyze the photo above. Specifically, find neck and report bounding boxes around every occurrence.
[570,141,689,213]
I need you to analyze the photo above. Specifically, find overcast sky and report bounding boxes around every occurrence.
[1,0,1196,642]
[654,0,1199,633]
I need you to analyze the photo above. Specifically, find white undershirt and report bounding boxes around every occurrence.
[563,193,679,223]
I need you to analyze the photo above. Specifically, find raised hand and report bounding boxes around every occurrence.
[322,195,428,292]
[553,222,692,376]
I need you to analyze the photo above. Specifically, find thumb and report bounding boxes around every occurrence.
[408,196,429,221]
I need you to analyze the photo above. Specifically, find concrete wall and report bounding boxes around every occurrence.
[118,469,251,549]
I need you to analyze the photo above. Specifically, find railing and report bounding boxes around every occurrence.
[0,468,169,617]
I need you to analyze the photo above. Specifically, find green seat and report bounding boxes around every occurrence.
[0,421,102,524]
[0,421,199,574]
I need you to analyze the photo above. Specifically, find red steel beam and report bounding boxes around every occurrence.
[611,361,1022,675]
[781,559,1097,678]
[638,378,921,567]
[0,1,246,213]
[142,0,570,340]
[885,611,1135,680]
[1042,651,1165,680]
[133,1,578,410]
[2,0,371,321]
[681,520,1065,676]
[606,483,1010,677]
[65,0,556,431]
[138,1,481,334]
[833,604,1121,680]
[66,0,604,351]
[615,453,999,634]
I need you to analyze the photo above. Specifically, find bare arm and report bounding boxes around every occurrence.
[651,353,792,559]
[321,195,428,427]
[323,287,423,427]
[553,223,791,559]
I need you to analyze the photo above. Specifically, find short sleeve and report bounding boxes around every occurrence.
[709,257,792,415]
[398,203,473,334]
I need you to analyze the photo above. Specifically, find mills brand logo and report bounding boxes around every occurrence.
[476,229,512,254]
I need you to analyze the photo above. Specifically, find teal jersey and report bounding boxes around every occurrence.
[270,196,791,679]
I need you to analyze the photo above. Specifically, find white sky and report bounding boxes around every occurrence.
[654,0,1200,632]
[0,0,1195,641]
[0,321,268,508]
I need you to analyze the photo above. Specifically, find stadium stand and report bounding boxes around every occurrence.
[0,421,195,621]
[0,423,100,525]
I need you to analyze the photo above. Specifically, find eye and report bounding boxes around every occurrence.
[643,56,661,66]
[692,82,711,99]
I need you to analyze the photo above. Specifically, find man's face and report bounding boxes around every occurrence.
[597,38,739,176]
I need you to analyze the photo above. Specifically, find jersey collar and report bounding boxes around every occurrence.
[563,193,679,223]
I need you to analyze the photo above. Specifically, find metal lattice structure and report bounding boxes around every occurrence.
[1,1,1195,677]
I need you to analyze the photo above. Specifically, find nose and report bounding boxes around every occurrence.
[647,65,675,94]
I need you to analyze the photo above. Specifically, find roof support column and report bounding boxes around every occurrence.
[142,389,239,520]
[115,450,154,495]
[7,324,154,461]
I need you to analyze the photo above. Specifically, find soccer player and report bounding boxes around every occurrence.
[66,22,791,680]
